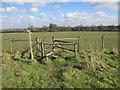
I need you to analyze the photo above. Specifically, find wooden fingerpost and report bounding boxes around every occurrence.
[52,37,55,51]
[9,38,12,51]
[101,36,104,50]
[74,43,77,59]
[78,36,80,52]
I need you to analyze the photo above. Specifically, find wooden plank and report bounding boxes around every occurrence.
[55,46,75,52]
[54,40,73,43]
[11,40,36,42]
[37,42,75,45]
[56,38,78,40]
[46,52,54,57]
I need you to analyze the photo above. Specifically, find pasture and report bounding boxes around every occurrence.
[2,31,119,50]
[2,31,119,88]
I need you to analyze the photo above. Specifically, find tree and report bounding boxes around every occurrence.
[49,23,57,32]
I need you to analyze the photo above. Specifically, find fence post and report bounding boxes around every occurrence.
[41,41,45,57]
[36,37,40,50]
[9,38,12,51]
[43,38,45,42]
[52,37,55,51]
[28,32,34,60]
[101,36,104,50]
[74,43,77,59]
[78,36,80,52]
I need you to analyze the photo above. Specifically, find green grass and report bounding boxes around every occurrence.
[2,49,119,88]
[2,31,119,50]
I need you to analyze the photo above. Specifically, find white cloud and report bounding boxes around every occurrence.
[20,9,26,13]
[58,10,62,13]
[96,11,108,17]
[61,13,64,16]
[53,5,61,8]
[40,12,46,18]
[90,2,118,11]
[0,8,5,13]
[65,11,91,19]
[14,2,24,5]
[32,2,48,8]
[6,6,18,14]
[30,8,38,13]
[1,11,118,29]
[9,2,24,5]
[20,15,35,22]
[51,0,69,2]
[0,7,27,14]
[2,0,118,2]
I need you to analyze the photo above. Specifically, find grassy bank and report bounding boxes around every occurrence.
[2,49,119,88]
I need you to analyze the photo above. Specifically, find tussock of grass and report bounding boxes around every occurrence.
[2,49,119,88]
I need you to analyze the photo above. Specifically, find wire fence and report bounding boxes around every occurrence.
[2,36,119,51]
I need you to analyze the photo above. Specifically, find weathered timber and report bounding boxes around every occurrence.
[54,40,73,43]
[55,46,75,52]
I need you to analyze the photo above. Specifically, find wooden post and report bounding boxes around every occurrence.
[9,38,12,51]
[29,32,34,60]
[74,43,77,59]
[101,36,104,50]
[36,37,40,50]
[52,37,55,51]
[43,38,45,42]
[41,41,45,57]
[78,36,80,52]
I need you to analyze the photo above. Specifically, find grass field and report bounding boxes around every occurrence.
[2,31,119,88]
[2,31,119,50]
[2,49,119,88]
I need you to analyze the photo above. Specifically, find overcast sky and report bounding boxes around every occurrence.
[0,0,119,29]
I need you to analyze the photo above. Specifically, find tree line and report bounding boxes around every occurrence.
[1,23,120,33]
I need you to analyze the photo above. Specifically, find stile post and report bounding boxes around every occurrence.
[9,38,12,51]
[74,43,77,59]
[39,39,42,51]
[36,37,40,50]
[28,32,34,60]
[41,41,45,57]
[101,36,104,50]
[43,38,45,42]
[25,29,34,60]
[52,37,55,51]
[78,36,80,52]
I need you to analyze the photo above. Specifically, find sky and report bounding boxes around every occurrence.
[0,0,119,29]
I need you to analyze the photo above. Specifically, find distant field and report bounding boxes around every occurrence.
[2,31,119,50]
